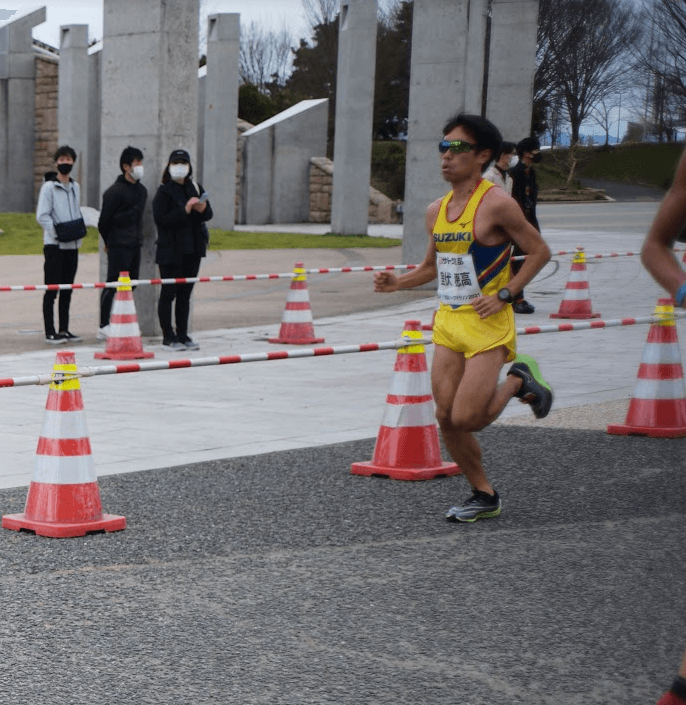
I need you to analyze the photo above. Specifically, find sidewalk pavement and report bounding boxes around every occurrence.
[0,201,684,704]
[0,201,673,489]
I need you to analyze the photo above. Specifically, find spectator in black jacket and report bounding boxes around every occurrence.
[97,146,147,339]
[508,137,543,314]
[153,149,212,351]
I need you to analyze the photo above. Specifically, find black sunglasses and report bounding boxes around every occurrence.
[438,139,477,154]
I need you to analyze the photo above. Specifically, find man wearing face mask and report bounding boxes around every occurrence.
[152,149,213,351]
[508,136,544,314]
[36,145,85,344]
[97,146,148,339]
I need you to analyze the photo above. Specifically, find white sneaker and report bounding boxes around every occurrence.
[97,325,110,341]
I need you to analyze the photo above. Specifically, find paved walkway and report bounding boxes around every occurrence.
[0,200,672,489]
[0,201,684,704]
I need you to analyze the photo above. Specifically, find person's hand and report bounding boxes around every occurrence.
[471,294,505,319]
[374,271,400,293]
[192,200,207,213]
[185,197,200,213]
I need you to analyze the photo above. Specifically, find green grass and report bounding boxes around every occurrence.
[0,213,399,256]
[576,142,683,190]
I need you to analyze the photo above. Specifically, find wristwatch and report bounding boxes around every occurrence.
[497,287,514,304]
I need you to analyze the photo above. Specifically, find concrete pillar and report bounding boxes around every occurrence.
[486,0,539,141]
[464,0,489,115]
[58,25,89,204]
[241,99,328,224]
[101,0,199,335]
[401,0,471,266]
[330,0,377,235]
[0,8,46,213]
[202,14,239,230]
[86,47,101,209]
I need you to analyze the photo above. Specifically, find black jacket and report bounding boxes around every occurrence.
[153,179,213,266]
[509,161,539,231]
[98,175,148,248]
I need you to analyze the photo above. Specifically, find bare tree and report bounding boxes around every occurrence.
[302,0,341,27]
[589,94,622,145]
[239,21,294,93]
[633,0,686,142]
[536,0,642,144]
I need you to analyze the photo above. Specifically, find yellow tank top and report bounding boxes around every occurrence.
[433,178,512,310]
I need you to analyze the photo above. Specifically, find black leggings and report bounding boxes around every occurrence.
[100,246,141,328]
[157,254,202,341]
[43,245,78,335]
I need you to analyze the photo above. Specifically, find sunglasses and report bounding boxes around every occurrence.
[438,139,477,154]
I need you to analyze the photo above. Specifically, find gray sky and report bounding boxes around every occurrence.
[0,0,309,47]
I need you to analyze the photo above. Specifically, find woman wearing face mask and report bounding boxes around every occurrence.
[152,149,213,350]
[36,144,86,344]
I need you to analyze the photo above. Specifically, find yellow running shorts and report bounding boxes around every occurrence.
[432,304,517,361]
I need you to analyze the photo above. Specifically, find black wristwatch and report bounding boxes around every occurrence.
[497,287,514,304]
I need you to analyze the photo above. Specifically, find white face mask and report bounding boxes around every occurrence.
[130,164,144,181]
[169,164,189,181]
[510,156,519,168]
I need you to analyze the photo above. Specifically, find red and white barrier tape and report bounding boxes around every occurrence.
[0,264,420,293]
[3,247,685,289]
[512,247,686,262]
[2,310,686,388]
[0,338,413,388]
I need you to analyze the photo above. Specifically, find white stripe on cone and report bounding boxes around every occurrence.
[32,454,96,485]
[632,379,686,400]
[388,371,433,397]
[40,410,90,439]
[642,343,684,364]
[381,400,436,428]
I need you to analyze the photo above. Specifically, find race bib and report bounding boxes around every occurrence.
[436,252,481,307]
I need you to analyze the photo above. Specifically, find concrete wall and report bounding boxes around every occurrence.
[0,8,46,212]
[486,0,539,141]
[330,0,377,235]
[202,13,239,230]
[34,53,59,199]
[402,0,471,266]
[101,0,199,335]
[310,157,400,224]
[241,99,328,225]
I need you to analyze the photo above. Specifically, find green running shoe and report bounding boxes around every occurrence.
[446,489,501,522]
[507,353,553,419]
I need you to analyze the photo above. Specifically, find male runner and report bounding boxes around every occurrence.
[640,145,686,705]
[374,113,553,522]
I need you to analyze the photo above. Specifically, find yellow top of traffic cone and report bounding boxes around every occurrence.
[399,320,425,354]
[117,272,132,292]
[655,298,675,326]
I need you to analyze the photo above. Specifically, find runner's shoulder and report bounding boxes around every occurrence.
[426,196,444,230]
[482,184,521,217]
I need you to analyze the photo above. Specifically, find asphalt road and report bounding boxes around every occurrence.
[0,428,683,704]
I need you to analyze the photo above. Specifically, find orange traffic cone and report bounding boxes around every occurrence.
[550,252,601,319]
[95,271,154,360]
[2,350,126,537]
[607,298,686,437]
[269,262,324,345]
[351,320,460,480]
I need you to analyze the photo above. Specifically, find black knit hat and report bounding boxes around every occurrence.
[168,149,191,164]
[517,137,541,154]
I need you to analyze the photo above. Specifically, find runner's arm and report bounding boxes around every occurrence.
[641,147,686,303]
[497,196,551,297]
[374,200,440,292]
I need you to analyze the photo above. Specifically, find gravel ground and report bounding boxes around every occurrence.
[0,428,683,704]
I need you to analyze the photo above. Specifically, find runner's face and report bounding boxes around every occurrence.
[440,126,489,185]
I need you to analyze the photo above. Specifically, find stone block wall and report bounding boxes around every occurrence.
[309,156,400,225]
[34,54,58,200]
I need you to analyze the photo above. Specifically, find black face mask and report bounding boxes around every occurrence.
[532,153,543,164]
[57,163,73,175]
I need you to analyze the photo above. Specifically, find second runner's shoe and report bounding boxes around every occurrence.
[507,353,553,419]
[446,489,501,522]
